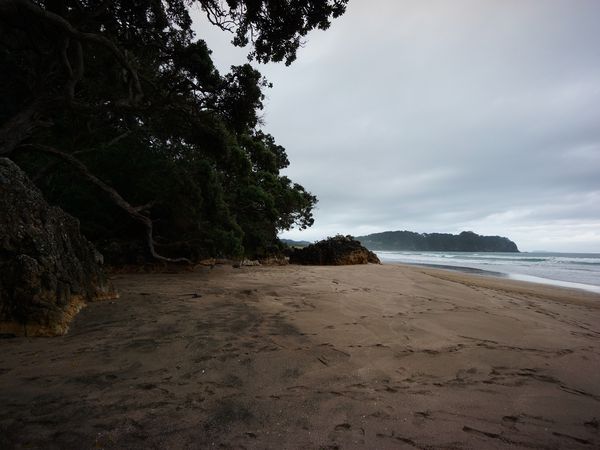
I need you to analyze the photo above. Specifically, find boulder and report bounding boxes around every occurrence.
[0,158,116,336]
[288,235,381,265]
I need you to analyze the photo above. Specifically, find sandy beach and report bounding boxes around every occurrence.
[1,263,599,449]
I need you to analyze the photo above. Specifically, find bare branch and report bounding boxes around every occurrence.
[134,201,155,213]
[18,143,191,264]
[203,4,234,32]
[72,130,132,156]
[60,37,73,79]
[35,129,133,181]
[1,0,143,103]
[65,40,84,101]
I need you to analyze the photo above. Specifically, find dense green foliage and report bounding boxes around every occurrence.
[357,231,520,252]
[288,235,380,265]
[0,0,347,262]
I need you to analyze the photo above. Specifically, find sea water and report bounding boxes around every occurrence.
[376,251,600,294]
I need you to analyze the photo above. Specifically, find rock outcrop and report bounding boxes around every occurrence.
[0,158,116,336]
[357,230,520,252]
[288,235,380,265]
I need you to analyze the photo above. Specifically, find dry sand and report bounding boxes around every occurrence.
[1,263,600,449]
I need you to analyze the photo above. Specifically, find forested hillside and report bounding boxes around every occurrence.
[357,231,519,252]
[0,0,347,263]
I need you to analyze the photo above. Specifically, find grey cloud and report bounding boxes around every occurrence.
[193,1,600,252]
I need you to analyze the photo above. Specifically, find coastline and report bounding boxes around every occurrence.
[376,250,600,295]
[389,261,600,295]
[1,263,599,448]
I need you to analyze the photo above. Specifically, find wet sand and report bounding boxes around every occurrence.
[1,264,599,449]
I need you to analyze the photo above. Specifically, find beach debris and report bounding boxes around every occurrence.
[242,259,261,266]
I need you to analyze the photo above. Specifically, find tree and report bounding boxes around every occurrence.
[0,0,347,262]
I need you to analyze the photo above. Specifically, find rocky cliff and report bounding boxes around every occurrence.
[0,158,116,336]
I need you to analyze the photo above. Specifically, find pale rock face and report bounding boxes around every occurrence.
[0,158,117,336]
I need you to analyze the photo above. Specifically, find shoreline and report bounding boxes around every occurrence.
[378,258,600,295]
[1,263,599,448]
[398,263,600,306]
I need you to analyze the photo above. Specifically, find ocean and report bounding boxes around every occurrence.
[376,251,600,294]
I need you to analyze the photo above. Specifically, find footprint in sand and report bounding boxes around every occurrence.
[502,415,519,428]
[331,423,366,445]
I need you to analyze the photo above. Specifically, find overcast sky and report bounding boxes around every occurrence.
[192,0,600,252]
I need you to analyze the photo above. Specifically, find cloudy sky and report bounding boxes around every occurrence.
[192,0,600,252]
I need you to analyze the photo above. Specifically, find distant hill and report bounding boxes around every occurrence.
[280,238,312,248]
[356,230,519,253]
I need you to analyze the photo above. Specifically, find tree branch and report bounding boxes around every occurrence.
[18,143,191,264]
[1,0,143,103]
[202,1,236,32]
[72,130,132,155]
[64,39,84,102]
[35,129,133,181]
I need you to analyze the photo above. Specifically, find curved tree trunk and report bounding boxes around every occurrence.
[18,144,191,264]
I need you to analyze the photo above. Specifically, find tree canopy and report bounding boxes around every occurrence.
[0,0,348,262]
